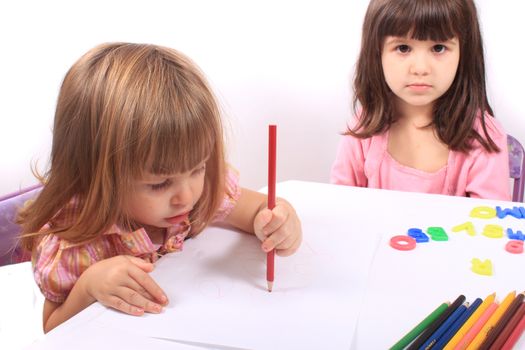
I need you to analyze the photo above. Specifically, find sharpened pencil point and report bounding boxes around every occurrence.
[267,281,273,292]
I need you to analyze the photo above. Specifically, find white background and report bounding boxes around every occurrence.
[1,0,524,194]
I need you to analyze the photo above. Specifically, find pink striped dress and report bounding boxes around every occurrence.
[32,168,241,303]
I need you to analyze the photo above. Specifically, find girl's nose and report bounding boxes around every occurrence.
[170,182,192,207]
[409,53,430,76]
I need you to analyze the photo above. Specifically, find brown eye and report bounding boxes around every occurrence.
[396,45,410,53]
[432,44,446,53]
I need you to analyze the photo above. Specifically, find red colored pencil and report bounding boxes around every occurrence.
[500,302,525,350]
[491,301,525,349]
[267,125,276,292]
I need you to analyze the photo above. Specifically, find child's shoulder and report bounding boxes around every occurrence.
[336,116,386,158]
[473,113,507,144]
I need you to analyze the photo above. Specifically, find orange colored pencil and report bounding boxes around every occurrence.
[479,292,524,349]
[455,302,498,350]
[266,125,276,292]
[466,291,516,350]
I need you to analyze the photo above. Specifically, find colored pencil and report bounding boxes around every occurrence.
[490,301,525,349]
[389,302,449,350]
[433,298,482,349]
[479,292,524,349]
[501,307,525,350]
[444,293,495,350]
[455,302,498,350]
[266,124,276,292]
[419,302,469,349]
[466,290,516,350]
[407,295,466,350]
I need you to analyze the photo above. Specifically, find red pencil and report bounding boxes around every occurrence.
[267,125,276,292]
[501,303,525,350]
[491,301,525,349]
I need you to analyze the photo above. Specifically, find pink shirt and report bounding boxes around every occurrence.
[32,167,241,303]
[330,116,511,201]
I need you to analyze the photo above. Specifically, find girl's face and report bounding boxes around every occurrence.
[125,161,207,228]
[381,36,460,113]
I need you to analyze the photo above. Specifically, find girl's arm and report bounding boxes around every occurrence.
[42,275,95,333]
[225,187,302,256]
[42,255,168,333]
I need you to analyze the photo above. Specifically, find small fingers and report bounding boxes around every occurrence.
[125,279,156,303]
[128,265,168,306]
[253,209,273,241]
[111,287,164,314]
[275,234,302,257]
[262,227,301,255]
[261,226,286,252]
[261,206,288,237]
[105,294,145,316]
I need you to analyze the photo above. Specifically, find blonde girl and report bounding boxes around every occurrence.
[18,42,302,332]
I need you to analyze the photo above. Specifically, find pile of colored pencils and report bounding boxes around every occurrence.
[390,291,525,350]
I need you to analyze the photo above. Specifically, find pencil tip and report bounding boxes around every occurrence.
[267,281,273,292]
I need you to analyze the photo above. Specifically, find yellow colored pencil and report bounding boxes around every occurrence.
[466,290,516,350]
[443,293,495,350]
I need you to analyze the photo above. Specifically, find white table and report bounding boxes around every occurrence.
[26,181,525,349]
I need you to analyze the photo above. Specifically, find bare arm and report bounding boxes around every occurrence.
[42,275,95,333]
[225,187,266,234]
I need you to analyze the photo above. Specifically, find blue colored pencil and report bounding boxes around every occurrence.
[432,297,482,349]
[407,295,466,350]
[418,302,468,350]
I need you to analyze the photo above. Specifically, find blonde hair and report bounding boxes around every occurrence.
[18,42,226,250]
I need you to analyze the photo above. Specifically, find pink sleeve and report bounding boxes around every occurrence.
[465,118,511,201]
[213,165,241,222]
[330,135,368,187]
[32,234,84,303]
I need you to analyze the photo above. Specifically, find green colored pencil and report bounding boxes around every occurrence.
[389,302,449,350]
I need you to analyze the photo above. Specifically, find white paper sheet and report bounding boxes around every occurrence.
[80,181,384,350]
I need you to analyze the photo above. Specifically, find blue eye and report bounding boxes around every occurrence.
[150,179,171,191]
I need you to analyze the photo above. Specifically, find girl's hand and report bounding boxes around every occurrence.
[253,199,302,256]
[81,255,168,316]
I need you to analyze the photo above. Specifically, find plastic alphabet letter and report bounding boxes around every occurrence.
[470,206,496,219]
[407,228,429,243]
[451,221,476,236]
[471,258,493,276]
[506,228,525,241]
[505,240,524,254]
[389,235,417,251]
[482,224,504,238]
[496,206,523,219]
[427,227,449,241]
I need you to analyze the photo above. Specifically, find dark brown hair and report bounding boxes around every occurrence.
[350,0,498,152]
[18,43,226,250]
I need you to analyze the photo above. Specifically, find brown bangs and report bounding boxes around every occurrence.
[113,45,220,179]
[142,107,216,177]
[377,0,461,42]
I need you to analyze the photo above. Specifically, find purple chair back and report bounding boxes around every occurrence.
[508,134,525,202]
[0,184,42,266]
